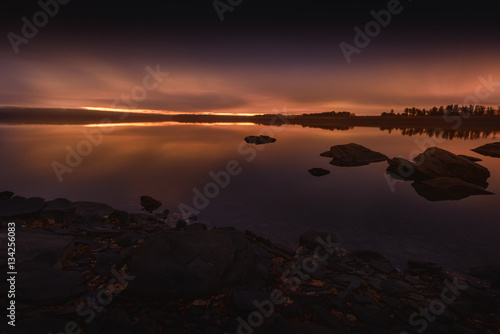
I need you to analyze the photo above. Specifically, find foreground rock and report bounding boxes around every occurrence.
[244,135,276,145]
[386,147,493,201]
[320,143,388,166]
[472,142,500,158]
[308,168,330,177]
[2,195,498,334]
[140,195,162,212]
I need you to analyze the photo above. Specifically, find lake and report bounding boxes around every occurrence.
[1,122,499,272]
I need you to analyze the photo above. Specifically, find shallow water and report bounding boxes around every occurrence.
[1,122,499,272]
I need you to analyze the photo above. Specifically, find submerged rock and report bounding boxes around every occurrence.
[244,135,276,145]
[140,195,162,212]
[411,177,494,201]
[472,142,500,158]
[308,168,330,177]
[320,143,388,167]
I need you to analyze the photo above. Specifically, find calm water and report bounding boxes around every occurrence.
[1,122,499,272]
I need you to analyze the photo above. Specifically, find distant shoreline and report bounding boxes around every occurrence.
[1,107,500,131]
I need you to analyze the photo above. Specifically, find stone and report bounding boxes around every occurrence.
[350,304,393,328]
[0,190,14,200]
[412,147,490,187]
[0,196,46,217]
[308,168,330,176]
[232,289,270,311]
[244,135,276,145]
[299,230,341,251]
[0,229,74,267]
[471,142,500,158]
[127,229,257,298]
[15,261,87,305]
[321,143,388,167]
[458,154,482,162]
[408,259,442,273]
[140,195,162,212]
[380,279,413,296]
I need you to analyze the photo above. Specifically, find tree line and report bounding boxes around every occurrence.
[381,105,500,117]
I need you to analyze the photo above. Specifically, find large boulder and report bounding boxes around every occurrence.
[320,143,388,167]
[140,195,162,212]
[413,147,490,187]
[472,142,500,158]
[127,229,259,299]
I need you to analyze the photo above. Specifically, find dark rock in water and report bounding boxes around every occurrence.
[0,196,46,217]
[321,143,388,167]
[458,154,482,162]
[244,135,276,145]
[412,177,494,201]
[471,142,500,158]
[140,195,162,212]
[413,147,490,187]
[0,190,14,200]
[299,230,341,251]
[308,168,330,177]
[127,229,259,298]
[386,157,430,181]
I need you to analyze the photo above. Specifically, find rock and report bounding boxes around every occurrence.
[408,259,442,273]
[386,157,429,180]
[380,279,413,296]
[127,229,257,298]
[468,265,500,287]
[350,304,393,328]
[40,198,74,224]
[321,143,388,167]
[72,201,116,219]
[458,154,482,162]
[244,135,276,145]
[140,195,162,212]
[0,190,14,200]
[412,147,490,187]
[0,229,74,267]
[308,168,330,177]
[0,196,46,217]
[232,289,270,311]
[15,261,87,304]
[299,230,341,251]
[412,177,493,201]
[471,142,500,158]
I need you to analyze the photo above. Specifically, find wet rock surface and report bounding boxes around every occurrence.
[2,194,499,334]
[320,143,388,167]
[386,147,494,201]
[472,142,500,158]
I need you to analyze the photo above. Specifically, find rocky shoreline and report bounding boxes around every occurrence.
[1,193,499,333]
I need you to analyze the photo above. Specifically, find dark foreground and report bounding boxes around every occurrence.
[0,193,499,334]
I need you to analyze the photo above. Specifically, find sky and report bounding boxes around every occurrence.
[1,0,499,115]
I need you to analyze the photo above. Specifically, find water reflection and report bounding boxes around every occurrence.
[380,127,497,140]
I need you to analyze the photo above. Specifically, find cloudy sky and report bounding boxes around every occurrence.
[1,0,499,115]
